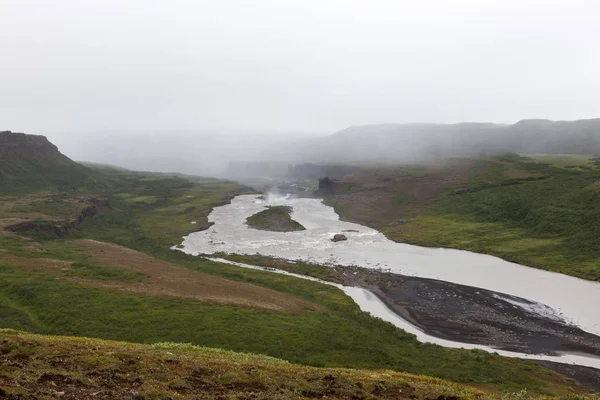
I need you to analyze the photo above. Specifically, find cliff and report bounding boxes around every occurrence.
[0,131,91,193]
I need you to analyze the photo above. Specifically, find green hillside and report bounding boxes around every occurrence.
[322,153,600,281]
[0,131,92,194]
[0,135,597,398]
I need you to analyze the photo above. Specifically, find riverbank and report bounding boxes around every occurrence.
[216,253,600,392]
[319,155,600,281]
[218,253,600,358]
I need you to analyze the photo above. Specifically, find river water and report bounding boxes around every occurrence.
[176,194,600,367]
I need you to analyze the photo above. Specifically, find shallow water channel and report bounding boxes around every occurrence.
[177,194,600,368]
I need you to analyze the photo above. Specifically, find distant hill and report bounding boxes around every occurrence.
[0,131,92,193]
[285,118,600,164]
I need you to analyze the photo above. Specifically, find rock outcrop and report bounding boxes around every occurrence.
[6,198,110,237]
[316,177,339,195]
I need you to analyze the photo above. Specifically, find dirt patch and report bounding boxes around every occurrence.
[72,240,320,313]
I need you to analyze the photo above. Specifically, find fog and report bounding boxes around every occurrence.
[2,1,600,175]
[48,129,325,176]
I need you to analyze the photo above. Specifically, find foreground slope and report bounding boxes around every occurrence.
[0,329,498,400]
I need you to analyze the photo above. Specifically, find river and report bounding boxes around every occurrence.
[176,194,600,368]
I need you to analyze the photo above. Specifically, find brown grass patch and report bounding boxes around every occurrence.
[72,239,321,313]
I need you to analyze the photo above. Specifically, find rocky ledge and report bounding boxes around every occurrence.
[5,198,110,237]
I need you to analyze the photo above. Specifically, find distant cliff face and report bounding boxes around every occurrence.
[0,131,60,156]
[0,131,91,193]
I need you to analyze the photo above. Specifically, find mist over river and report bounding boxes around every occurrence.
[177,194,600,366]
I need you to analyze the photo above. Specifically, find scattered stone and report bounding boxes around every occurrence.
[331,234,347,242]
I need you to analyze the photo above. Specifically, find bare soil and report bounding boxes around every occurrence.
[73,240,321,313]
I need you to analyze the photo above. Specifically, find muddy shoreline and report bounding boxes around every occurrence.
[335,266,600,391]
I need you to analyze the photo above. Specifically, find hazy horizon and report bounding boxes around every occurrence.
[3,0,600,134]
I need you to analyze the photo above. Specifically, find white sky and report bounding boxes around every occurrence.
[2,0,600,133]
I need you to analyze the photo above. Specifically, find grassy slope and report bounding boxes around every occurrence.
[325,154,600,281]
[246,205,306,232]
[0,132,92,195]
[0,171,594,396]
[403,156,600,281]
[0,329,501,400]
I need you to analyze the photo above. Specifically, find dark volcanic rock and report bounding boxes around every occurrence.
[331,234,347,242]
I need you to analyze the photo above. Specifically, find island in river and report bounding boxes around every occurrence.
[246,205,306,232]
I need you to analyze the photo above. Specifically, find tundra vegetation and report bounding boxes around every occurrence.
[0,329,547,400]
[0,134,598,397]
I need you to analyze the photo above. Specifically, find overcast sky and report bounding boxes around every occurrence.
[2,0,600,134]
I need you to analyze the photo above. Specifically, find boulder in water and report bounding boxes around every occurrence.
[331,234,347,242]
